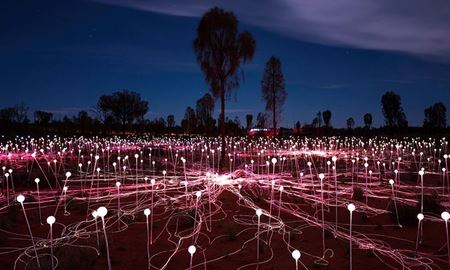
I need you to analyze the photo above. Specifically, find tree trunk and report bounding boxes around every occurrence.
[220,85,226,171]
[272,78,276,136]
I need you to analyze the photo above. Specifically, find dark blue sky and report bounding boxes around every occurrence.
[1,0,449,127]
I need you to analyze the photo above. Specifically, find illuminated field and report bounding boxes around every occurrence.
[0,136,449,270]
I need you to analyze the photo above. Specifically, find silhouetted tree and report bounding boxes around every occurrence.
[0,103,29,133]
[181,106,197,134]
[347,117,355,129]
[322,110,332,128]
[295,121,301,129]
[98,90,149,134]
[256,112,266,128]
[245,114,253,130]
[76,111,93,134]
[0,107,16,123]
[424,102,447,129]
[167,115,175,128]
[193,7,256,162]
[363,113,373,129]
[195,93,214,127]
[261,56,286,132]
[14,102,29,124]
[34,111,53,125]
[381,91,407,128]
[312,111,322,128]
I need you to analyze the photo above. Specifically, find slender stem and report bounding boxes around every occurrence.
[21,203,41,269]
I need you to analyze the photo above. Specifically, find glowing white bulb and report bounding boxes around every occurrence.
[92,210,98,219]
[332,156,337,162]
[65,171,71,178]
[34,178,40,184]
[256,209,262,217]
[46,216,56,225]
[347,203,355,212]
[389,179,394,185]
[292,249,301,260]
[271,158,277,164]
[318,173,325,180]
[97,207,108,217]
[116,181,121,187]
[134,154,139,159]
[144,208,151,216]
[441,211,450,221]
[188,245,196,255]
[17,194,25,203]
[195,191,201,198]
[419,170,424,176]
[417,213,424,221]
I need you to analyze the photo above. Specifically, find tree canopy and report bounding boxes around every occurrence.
[98,90,149,133]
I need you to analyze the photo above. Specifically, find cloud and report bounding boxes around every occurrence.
[93,0,450,60]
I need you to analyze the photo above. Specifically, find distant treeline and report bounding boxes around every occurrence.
[0,90,448,138]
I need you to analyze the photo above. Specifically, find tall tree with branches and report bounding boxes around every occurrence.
[261,56,286,133]
[193,7,256,163]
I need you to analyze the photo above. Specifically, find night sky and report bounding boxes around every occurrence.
[1,0,449,128]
